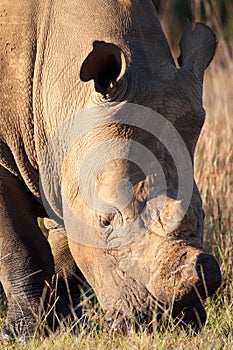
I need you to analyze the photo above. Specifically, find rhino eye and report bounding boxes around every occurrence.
[99,217,112,229]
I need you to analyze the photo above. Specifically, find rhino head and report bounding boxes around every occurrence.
[40,5,221,329]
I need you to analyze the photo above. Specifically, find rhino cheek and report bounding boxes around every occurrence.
[67,239,123,308]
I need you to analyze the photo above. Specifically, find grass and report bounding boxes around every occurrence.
[1,14,233,350]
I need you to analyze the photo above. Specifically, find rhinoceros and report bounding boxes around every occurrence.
[0,0,221,338]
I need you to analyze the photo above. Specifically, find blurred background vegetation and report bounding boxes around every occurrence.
[153,0,233,64]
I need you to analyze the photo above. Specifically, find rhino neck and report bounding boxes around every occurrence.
[0,1,40,196]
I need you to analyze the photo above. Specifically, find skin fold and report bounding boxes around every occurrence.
[0,0,221,337]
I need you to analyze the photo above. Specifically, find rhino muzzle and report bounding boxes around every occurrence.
[171,252,221,327]
[146,240,221,327]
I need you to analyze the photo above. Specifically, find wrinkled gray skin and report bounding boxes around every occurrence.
[0,0,221,338]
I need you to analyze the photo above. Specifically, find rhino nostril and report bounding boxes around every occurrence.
[196,253,222,298]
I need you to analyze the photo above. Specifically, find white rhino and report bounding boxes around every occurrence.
[0,0,221,338]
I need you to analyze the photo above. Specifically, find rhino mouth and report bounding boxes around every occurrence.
[103,251,221,332]
[104,294,207,332]
[172,302,207,329]
[103,285,208,332]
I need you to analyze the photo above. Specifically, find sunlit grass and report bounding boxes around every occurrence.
[196,62,233,301]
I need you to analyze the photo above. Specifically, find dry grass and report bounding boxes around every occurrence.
[196,63,233,286]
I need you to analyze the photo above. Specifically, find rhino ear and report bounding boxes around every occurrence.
[178,23,217,79]
[80,41,126,96]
